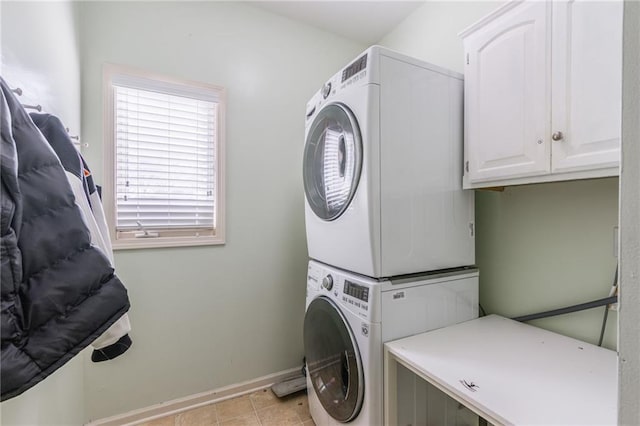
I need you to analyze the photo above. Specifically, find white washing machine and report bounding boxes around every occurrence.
[303,45,475,278]
[303,260,478,426]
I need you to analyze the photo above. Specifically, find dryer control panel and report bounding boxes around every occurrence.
[341,53,368,83]
[305,47,379,127]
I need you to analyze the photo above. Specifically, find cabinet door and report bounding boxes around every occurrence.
[551,0,622,173]
[465,1,550,183]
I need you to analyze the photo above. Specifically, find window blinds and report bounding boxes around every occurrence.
[114,85,217,231]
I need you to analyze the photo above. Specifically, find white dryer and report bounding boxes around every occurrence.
[303,46,474,278]
[303,260,478,426]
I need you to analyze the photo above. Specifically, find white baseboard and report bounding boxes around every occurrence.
[86,367,302,426]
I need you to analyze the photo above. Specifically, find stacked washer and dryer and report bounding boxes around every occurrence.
[302,46,478,426]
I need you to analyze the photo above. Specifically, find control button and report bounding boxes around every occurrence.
[322,275,333,291]
[321,82,332,99]
[361,324,369,337]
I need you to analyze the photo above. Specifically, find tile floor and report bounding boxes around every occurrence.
[138,388,315,426]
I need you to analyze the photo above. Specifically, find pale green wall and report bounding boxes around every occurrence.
[76,1,366,420]
[476,179,618,347]
[380,1,503,73]
[0,361,85,426]
[0,1,86,425]
[380,1,619,348]
[0,1,81,133]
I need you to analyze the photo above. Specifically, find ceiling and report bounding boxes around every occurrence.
[246,1,425,45]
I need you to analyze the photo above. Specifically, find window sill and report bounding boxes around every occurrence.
[113,235,225,250]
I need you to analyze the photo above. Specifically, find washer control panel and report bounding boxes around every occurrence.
[344,280,369,302]
[307,262,372,319]
[341,279,369,314]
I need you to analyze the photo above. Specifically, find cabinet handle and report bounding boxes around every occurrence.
[552,131,564,141]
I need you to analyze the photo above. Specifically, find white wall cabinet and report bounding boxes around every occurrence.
[461,0,623,188]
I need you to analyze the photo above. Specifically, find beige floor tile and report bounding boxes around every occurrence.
[215,395,254,423]
[249,388,279,411]
[218,412,260,426]
[286,392,311,421]
[138,389,315,426]
[256,403,302,426]
[175,404,217,425]
[137,415,176,426]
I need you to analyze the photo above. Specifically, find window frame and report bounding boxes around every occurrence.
[103,64,226,250]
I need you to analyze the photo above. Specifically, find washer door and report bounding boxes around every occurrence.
[303,103,362,221]
[304,297,364,422]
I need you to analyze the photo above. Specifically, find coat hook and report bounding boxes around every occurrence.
[22,104,42,112]
[11,87,23,96]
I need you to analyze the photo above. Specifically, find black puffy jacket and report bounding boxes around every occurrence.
[0,77,130,401]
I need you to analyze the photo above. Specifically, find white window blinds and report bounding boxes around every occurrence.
[114,85,218,231]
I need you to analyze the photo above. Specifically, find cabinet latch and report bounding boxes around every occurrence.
[465,161,469,173]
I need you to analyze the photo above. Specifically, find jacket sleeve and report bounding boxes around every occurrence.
[29,112,132,360]
[64,170,132,356]
[77,157,133,359]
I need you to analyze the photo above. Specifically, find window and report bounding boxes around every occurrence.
[103,65,225,249]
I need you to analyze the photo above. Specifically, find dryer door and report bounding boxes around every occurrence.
[303,103,362,221]
[304,297,364,422]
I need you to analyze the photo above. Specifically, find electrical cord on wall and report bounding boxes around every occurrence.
[597,266,619,347]
[511,295,618,323]
[511,265,619,348]
[479,304,487,317]
[480,267,619,346]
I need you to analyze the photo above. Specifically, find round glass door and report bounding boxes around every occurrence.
[303,103,362,221]
[304,297,364,422]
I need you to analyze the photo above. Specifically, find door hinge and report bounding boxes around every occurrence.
[466,54,470,65]
[465,161,469,173]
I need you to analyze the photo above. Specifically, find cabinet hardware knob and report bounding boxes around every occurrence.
[552,131,564,141]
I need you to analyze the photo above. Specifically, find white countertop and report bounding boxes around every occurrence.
[384,315,617,425]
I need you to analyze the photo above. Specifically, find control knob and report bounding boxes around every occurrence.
[321,82,332,99]
[322,275,334,291]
